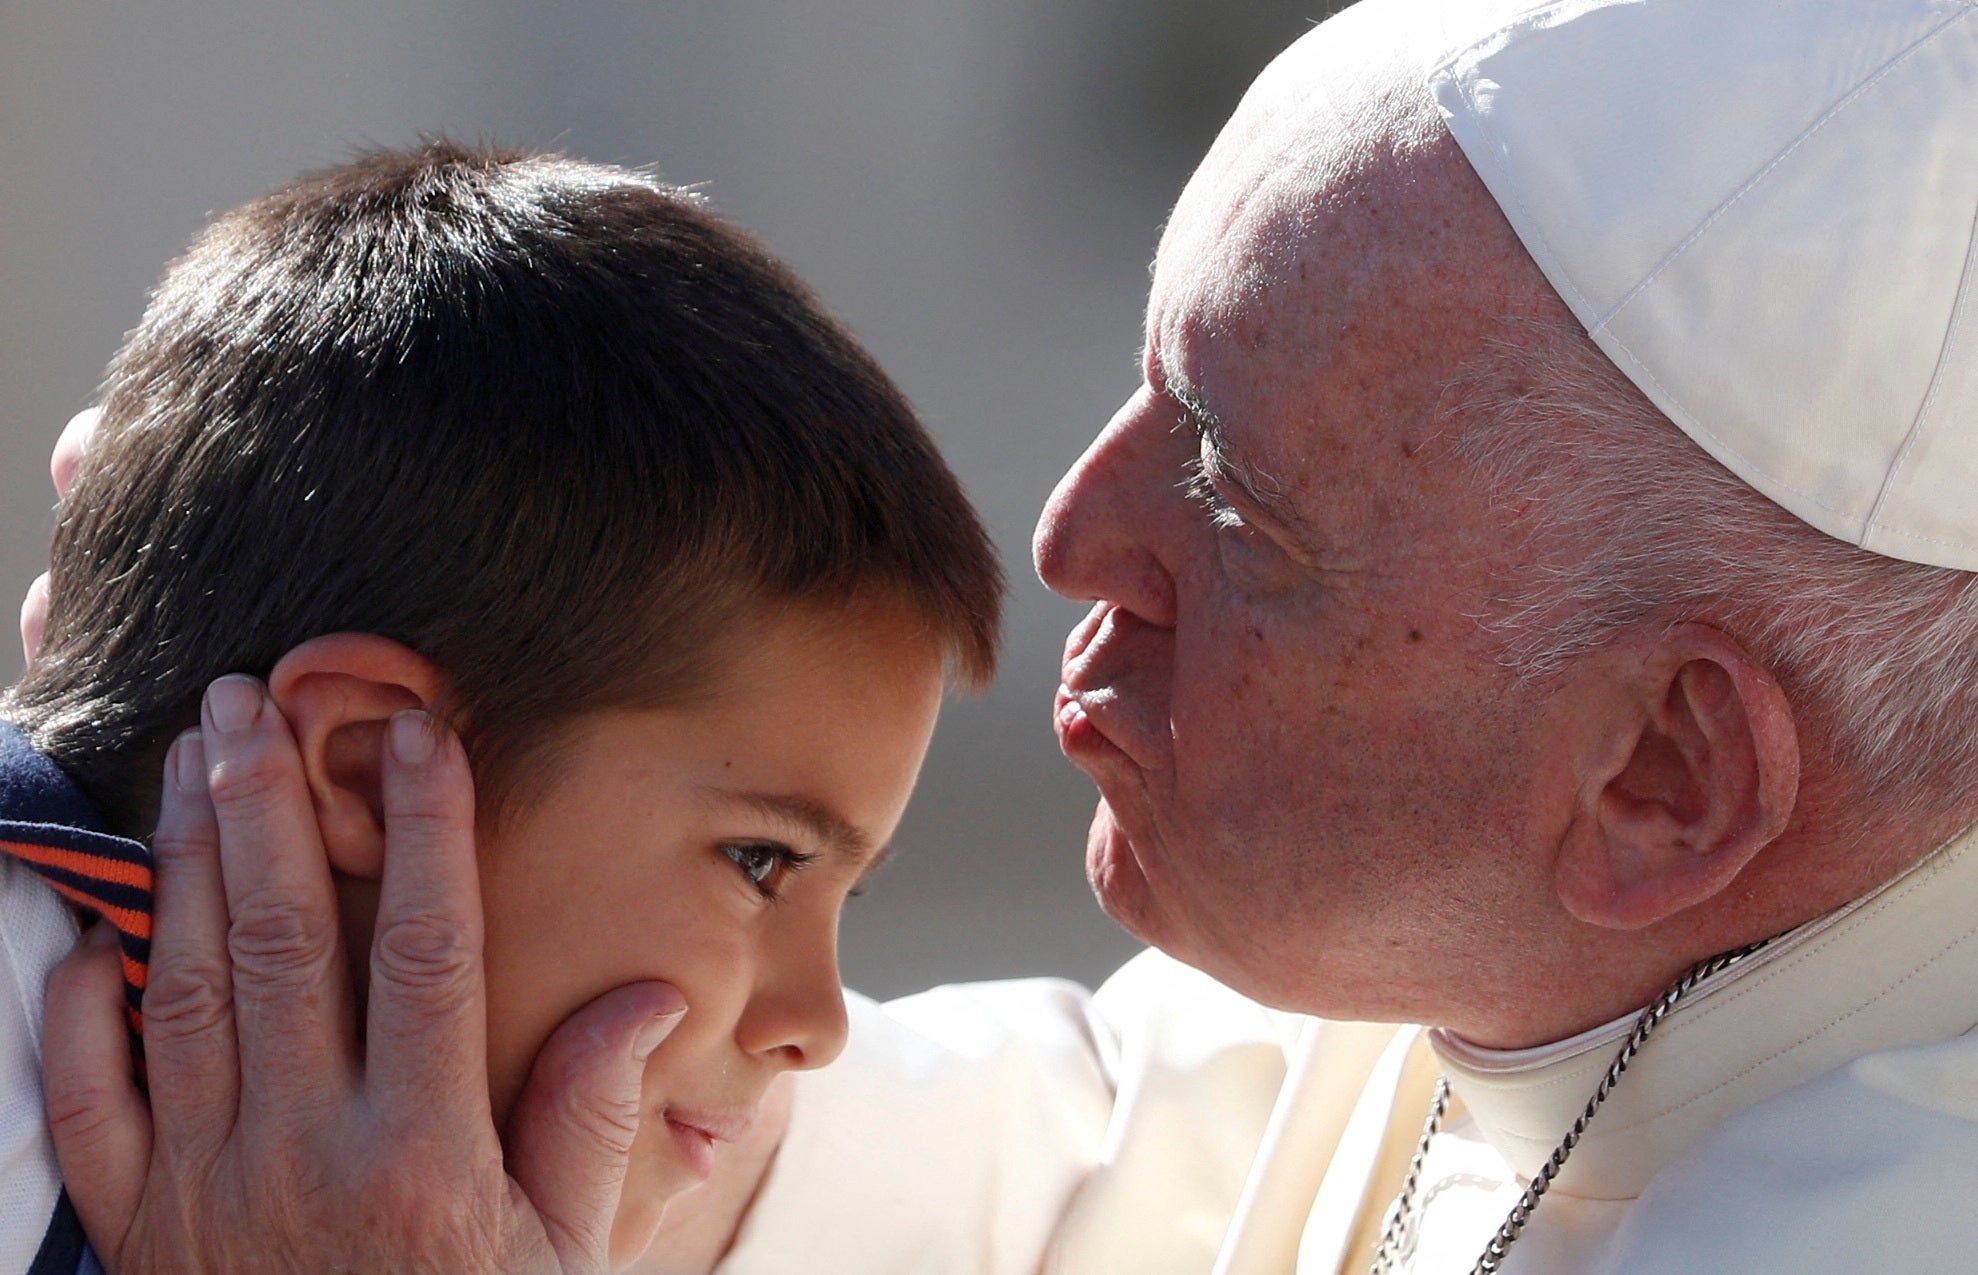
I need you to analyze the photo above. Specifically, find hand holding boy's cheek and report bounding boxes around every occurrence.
[42,681,689,1275]
[19,406,100,663]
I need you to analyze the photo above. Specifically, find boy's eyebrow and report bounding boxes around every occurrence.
[696,786,880,864]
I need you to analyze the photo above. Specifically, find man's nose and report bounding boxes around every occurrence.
[1033,391,1181,629]
[735,924,851,1072]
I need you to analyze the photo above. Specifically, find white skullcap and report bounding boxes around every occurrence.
[1430,0,1978,571]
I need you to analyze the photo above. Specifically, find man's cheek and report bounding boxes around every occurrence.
[1171,642,1299,760]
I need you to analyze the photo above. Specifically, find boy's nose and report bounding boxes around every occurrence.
[735,933,851,1071]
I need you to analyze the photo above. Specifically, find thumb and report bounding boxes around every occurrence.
[505,981,687,1270]
[42,923,152,1259]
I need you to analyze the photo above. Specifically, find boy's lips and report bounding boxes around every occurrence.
[661,1107,754,1180]
[664,1107,754,1144]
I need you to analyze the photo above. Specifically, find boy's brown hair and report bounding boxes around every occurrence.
[6,141,1002,836]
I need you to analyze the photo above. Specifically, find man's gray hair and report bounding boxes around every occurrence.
[1456,322,1978,823]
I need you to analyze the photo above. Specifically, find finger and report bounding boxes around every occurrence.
[202,676,357,1122]
[505,981,687,1271]
[43,923,152,1259]
[20,572,50,665]
[365,711,488,1128]
[52,406,101,499]
[141,730,242,1151]
[27,406,101,666]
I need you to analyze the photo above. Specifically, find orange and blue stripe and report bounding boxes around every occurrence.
[0,821,153,1037]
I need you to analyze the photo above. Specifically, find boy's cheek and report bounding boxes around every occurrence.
[479,957,578,1132]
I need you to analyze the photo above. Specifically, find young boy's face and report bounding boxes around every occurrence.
[471,599,946,1262]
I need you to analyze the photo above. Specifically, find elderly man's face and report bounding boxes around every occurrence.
[1035,42,1581,1023]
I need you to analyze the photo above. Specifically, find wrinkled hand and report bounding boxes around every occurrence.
[41,680,687,1273]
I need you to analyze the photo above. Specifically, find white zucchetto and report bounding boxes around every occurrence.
[1432,0,1978,571]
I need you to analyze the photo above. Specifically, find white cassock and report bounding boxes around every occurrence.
[719,821,1978,1273]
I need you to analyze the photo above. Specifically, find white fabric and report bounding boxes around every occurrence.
[1430,0,1978,570]
[721,822,1978,1272]
[0,856,79,1270]
[721,957,1300,1275]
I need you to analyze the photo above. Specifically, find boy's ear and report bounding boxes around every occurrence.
[1554,623,1801,931]
[266,634,448,881]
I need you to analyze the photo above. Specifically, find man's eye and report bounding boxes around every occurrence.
[1180,458,1244,529]
[720,841,816,900]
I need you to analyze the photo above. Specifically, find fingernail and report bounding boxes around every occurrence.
[173,730,207,793]
[205,676,263,734]
[86,921,118,948]
[634,1004,687,1060]
[389,710,436,765]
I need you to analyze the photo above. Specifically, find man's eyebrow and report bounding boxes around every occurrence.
[695,786,883,866]
[1163,372,1309,536]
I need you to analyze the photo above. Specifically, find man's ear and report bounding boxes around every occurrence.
[266,634,447,881]
[1554,622,1800,930]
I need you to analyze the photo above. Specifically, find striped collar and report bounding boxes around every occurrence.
[0,722,152,1034]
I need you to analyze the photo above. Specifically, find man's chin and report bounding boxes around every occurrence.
[1084,800,1167,948]
[1085,801,1266,997]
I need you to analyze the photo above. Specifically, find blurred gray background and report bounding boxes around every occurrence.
[0,0,1343,998]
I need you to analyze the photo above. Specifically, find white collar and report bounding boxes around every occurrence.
[1427,822,1978,1200]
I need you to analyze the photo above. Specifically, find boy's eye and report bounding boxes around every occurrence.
[720,841,816,900]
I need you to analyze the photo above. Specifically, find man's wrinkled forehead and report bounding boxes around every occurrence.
[1150,145,1383,387]
[1147,184,1301,362]
[1138,2,1576,540]
[1146,140,1529,434]
[1144,4,1499,367]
